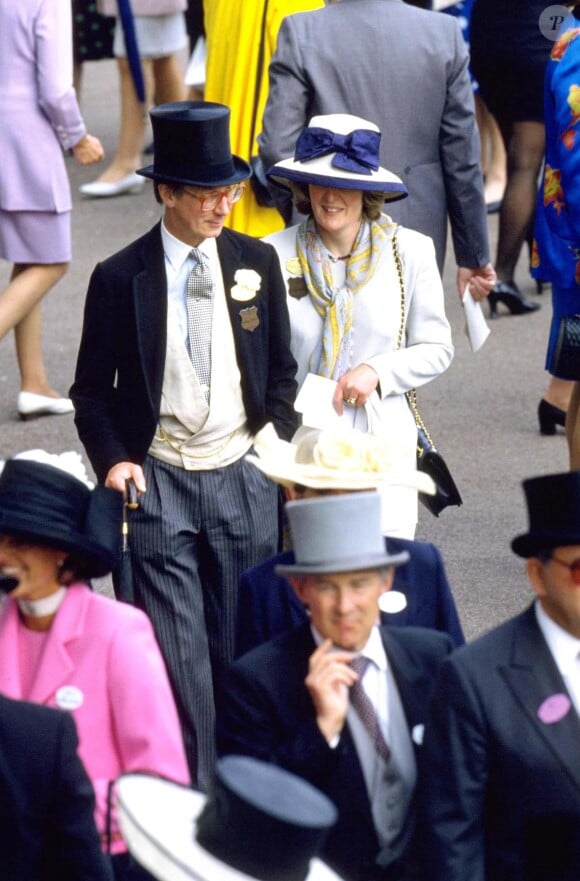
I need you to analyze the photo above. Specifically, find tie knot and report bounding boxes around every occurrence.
[190,248,209,273]
[350,656,370,677]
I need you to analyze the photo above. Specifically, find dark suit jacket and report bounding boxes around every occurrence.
[259,0,489,272]
[236,537,464,657]
[71,223,298,482]
[0,695,113,881]
[422,604,580,881]
[218,623,454,880]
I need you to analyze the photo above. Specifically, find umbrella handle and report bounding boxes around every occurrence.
[125,478,139,510]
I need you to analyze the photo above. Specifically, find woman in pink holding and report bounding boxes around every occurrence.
[0,452,190,881]
[0,0,104,419]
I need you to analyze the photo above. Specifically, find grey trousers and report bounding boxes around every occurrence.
[123,454,278,791]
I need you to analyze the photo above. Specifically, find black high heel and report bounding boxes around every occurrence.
[538,399,566,435]
[488,281,541,319]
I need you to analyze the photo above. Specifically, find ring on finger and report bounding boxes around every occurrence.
[346,395,357,406]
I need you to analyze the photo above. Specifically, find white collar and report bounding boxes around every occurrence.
[535,599,580,676]
[161,221,217,273]
[310,623,387,671]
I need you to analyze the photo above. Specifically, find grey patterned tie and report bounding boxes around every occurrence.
[186,248,214,402]
[349,656,391,763]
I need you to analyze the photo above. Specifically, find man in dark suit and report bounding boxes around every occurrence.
[236,425,464,657]
[218,491,454,881]
[423,471,580,881]
[259,0,495,299]
[70,102,298,791]
[0,694,113,881]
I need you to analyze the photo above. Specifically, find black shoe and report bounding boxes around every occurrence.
[488,281,541,318]
[538,399,566,435]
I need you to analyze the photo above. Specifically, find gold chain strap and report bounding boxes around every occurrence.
[392,233,436,452]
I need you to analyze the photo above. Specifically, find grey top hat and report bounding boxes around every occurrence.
[276,492,409,576]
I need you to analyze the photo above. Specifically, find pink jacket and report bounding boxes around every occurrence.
[0,584,190,853]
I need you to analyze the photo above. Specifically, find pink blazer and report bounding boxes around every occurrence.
[0,584,190,853]
[0,0,86,213]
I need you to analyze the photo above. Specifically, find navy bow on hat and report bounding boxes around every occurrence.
[294,127,381,175]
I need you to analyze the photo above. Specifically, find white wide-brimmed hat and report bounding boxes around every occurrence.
[246,423,435,494]
[117,758,344,881]
[267,113,408,199]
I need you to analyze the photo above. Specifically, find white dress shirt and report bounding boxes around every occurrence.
[535,600,580,715]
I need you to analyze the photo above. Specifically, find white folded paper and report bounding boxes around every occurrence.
[463,287,491,352]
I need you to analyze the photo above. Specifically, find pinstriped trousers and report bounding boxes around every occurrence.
[126,453,278,791]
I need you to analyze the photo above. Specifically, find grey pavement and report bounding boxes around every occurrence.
[0,60,568,640]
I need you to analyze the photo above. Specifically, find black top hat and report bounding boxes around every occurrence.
[512,470,580,557]
[117,757,342,881]
[0,460,122,578]
[138,101,251,188]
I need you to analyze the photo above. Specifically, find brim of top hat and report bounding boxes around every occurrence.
[275,550,410,577]
[267,157,408,200]
[116,774,344,881]
[137,155,251,188]
[511,530,580,558]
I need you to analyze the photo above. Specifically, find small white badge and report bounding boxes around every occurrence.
[55,685,84,711]
[411,724,424,746]
[379,591,407,614]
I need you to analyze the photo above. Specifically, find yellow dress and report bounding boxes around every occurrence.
[204,0,323,237]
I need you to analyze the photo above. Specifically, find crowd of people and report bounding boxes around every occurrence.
[0,2,579,881]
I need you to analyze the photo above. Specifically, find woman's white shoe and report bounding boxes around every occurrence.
[17,392,74,421]
[79,172,144,198]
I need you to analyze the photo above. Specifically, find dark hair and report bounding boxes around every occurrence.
[58,554,95,586]
[287,181,386,221]
[154,181,185,204]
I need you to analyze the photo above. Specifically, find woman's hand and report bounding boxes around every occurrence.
[333,364,379,414]
[72,133,105,165]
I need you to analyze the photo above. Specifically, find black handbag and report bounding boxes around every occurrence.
[392,234,463,516]
[548,315,580,380]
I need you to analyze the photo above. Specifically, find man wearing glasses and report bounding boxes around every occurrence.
[423,470,580,881]
[71,102,298,792]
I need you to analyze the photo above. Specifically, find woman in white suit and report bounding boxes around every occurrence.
[0,0,103,419]
[265,114,453,537]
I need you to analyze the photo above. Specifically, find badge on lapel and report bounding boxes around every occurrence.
[55,685,84,711]
[288,277,309,300]
[240,306,260,332]
[537,693,571,724]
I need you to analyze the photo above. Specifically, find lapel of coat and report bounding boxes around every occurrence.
[218,229,261,382]
[499,605,580,794]
[28,585,90,706]
[381,627,431,751]
[133,225,168,415]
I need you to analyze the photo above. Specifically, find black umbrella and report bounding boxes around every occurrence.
[113,478,140,604]
[116,0,146,105]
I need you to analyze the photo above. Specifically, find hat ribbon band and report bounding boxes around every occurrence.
[294,128,380,175]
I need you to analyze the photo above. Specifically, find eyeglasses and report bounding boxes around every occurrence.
[548,554,580,584]
[182,184,245,211]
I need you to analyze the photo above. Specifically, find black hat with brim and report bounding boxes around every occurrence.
[0,460,122,578]
[138,101,251,188]
[511,470,580,557]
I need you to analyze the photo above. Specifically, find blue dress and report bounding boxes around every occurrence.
[532,14,580,376]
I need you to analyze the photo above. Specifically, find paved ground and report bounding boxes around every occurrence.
[0,60,569,640]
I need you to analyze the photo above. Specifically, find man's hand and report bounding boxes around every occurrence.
[457,263,496,302]
[333,364,379,415]
[105,462,146,498]
[305,639,358,744]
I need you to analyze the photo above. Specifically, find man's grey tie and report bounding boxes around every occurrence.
[186,248,214,402]
[349,656,391,763]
